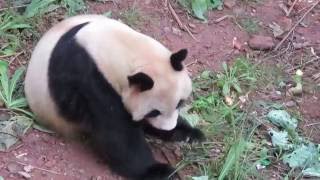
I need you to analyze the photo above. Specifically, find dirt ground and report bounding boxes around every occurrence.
[0,0,319,179]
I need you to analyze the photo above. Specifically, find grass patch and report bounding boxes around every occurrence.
[119,3,144,28]
[239,17,260,34]
[178,0,223,21]
[179,57,268,179]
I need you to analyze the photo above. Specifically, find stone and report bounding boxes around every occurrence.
[285,101,296,107]
[248,35,275,50]
[224,0,236,9]
[172,27,182,36]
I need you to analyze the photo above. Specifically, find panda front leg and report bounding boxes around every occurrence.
[89,115,175,180]
[143,115,205,143]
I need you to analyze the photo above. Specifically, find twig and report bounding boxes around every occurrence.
[8,51,24,65]
[0,5,28,12]
[186,59,199,67]
[167,1,198,41]
[288,57,320,71]
[286,0,298,16]
[305,122,320,127]
[15,161,61,175]
[274,0,320,51]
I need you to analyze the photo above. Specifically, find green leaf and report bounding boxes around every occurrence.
[268,129,293,150]
[62,0,86,16]
[222,83,230,96]
[191,0,208,21]
[267,110,298,130]
[180,105,201,127]
[24,0,57,18]
[9,98,28,109]
[0,60,9,104]
[283,144,318,168]
[303,164,320,177]
[218,138,246,180]
[232,82,242,93]
[192,176,209,180]
[8,67,25,104]
[207,0,222,9]
[103,11,112,17]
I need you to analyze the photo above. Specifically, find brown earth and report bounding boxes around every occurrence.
[1,0,320,179]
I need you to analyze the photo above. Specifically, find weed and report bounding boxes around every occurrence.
[178,0,222,21]
[0,60,31,116]
[239,17,260,34]
[119,4,143,28]
[0,11,31,56]
[180,57,271,179]
[61,0,86,16]
[24,0,86,18]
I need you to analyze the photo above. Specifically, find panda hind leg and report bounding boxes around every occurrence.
[143,115,205,143]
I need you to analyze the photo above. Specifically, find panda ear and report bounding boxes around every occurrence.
[128,72,154,91]
[170,49,188,71]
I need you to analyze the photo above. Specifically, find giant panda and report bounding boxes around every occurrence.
[24,14,205,180]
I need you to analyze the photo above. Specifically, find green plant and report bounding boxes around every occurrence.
[24,0,86,18]
[0,11,31,56]
[0,60,31,116]
[178,0,222,21]
[119,5,143,28]
[217,62,243,97]
[217,58,259,97]
[24,0,59,18]
[239,17,260,34]
[61,0,86,16]
[192,92,220,112]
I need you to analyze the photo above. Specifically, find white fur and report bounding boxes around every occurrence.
[25,15,192,131]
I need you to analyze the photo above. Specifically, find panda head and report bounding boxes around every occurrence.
[122,49,191,131]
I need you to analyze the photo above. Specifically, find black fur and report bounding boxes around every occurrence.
[170,49,188,71]
[128,72,154,91]
[47,22,203,180]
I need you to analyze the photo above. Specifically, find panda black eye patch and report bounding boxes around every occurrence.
[176,100,185,109]
[145,109,161,118]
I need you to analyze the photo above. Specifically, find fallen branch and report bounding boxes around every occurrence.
[15,161,61,175]
[288,57,320,71]
[274,0,320,51]
[167,1,198,41]
[186,59,199,67]
[286,0,298,16]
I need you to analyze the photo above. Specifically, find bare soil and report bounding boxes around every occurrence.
[1,0,319,179]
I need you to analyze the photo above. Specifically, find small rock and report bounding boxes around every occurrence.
[248,35,275,50]
[285,101,296,107]
[0,112,10,121]
[18,171,31,179]
[23,165,34,173]
[270,91,282,100]
[7,163,20,173]
[188,23,196,29]
[172,27,182,36]
[224,0,236,9]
